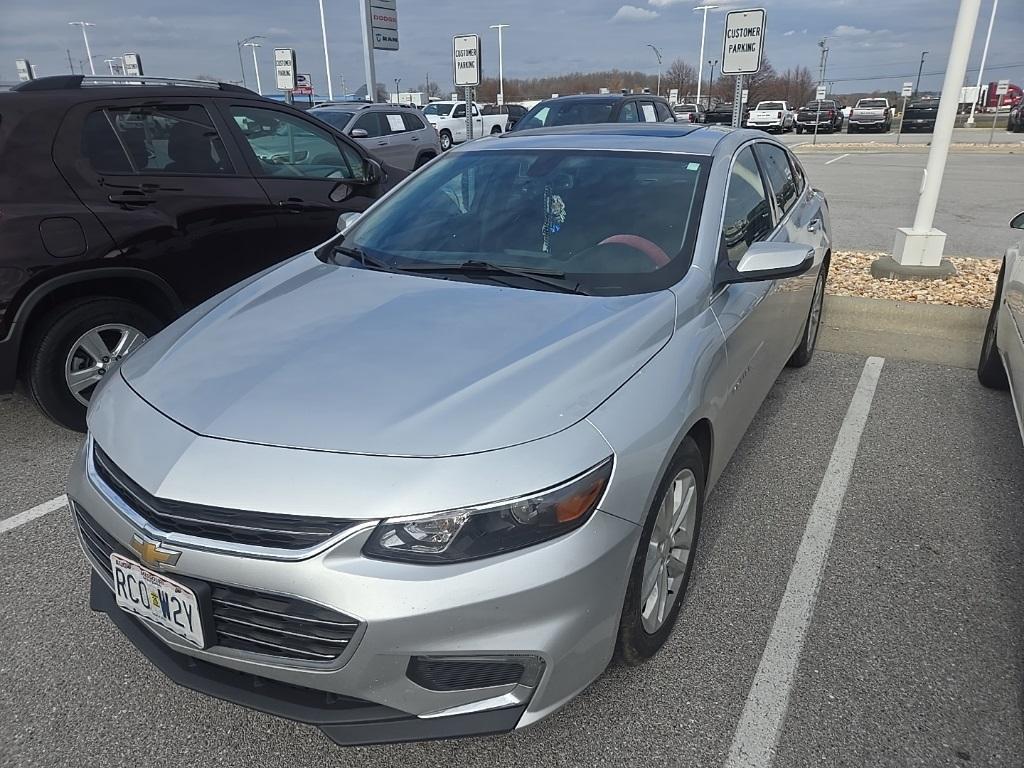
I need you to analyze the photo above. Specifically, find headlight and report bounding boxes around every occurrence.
[362,458,613,564]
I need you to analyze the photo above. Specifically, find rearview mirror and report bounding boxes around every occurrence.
[717,242,815,285]
[337,212,362,233]
[350,128,369,139]
[1010,211,1024,230]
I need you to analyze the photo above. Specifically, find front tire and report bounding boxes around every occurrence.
[490,126,502,135]
[439,131,453,151]
[796,125,804,134]
[616,437,705,666]
[788,266,827,368]
[25,297,162,431]
[978,263,1009,389]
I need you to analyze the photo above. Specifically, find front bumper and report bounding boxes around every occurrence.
[69,421,639,743]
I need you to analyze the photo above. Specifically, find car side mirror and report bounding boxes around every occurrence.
[337,211,362,233]
[717,242,815,285]
[329,182,353,203]
[1010,211,1024,230]
[350,128,369,139]
[362,157,383,184]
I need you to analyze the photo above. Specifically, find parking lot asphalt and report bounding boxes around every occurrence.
[792,151,1024,258]
[777,127,1024,147]
[2,348,1021,767]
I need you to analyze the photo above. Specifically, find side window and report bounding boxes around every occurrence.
[402,113,425,131]
[721,146,775,265]
[471,104,480,117]
[788,153,807,194]
[453,104,467,119]
[655,102,674,122]
[353,112,383,138]
[229,105,364,181]
[639,102,658,122]
[617,102,639,123]
[756,143,799,216]
[383,113,408,134]
[87,104,233,175]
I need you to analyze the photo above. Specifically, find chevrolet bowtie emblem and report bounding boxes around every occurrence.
[130,534,181,568]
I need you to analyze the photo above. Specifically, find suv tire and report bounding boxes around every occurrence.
[439,130,453,151]
[26,297,163,432]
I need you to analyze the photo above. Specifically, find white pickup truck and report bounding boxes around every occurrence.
[848,97,892,133]
[422,101,509,151]
[746,101,795,132]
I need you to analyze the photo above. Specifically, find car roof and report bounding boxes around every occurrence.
[462,122,756,156]
[311,103,414,112]
[6,75,263,103]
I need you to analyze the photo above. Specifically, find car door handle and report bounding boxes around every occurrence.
[807,218,822,233]
[108,192,156,207]
[277,199,334,213]
[375,141,388,146]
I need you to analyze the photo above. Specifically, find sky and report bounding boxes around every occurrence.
[1,1,1021,96]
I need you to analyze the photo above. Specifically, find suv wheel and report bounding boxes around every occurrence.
[439,130,453,151]
[26,297,162,431]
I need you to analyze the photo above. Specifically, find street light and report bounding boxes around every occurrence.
[647,44,663,96]
[915,50,929,95]
[394,77,401,104]
[237,35,264,90]
[967,0,998,125]
[318,0,334,102]
[243,41,263,95]
[694,5,719,108]
[489,24,510,104]
[104,58,117,76]
[708,58,718,98]
[69,22,96,76]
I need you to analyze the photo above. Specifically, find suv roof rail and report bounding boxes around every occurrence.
[12,75,253,94]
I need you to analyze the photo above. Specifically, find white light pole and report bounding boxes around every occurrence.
[647,44,663,96]
[69,22,96,75]
[104,58,116,76]
[694,5,718,107]
[883,0,982,275]
[318,0,334,101]
[490,24,510,103]
[244,41,263,95]
[237,35,264,91]
[967,0,998,125]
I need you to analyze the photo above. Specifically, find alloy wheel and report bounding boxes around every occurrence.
[806,274,825,352]
[640,468,698,634]
[64,323,148,406]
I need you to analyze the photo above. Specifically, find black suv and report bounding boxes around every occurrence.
[510,94,677,131]
[0,75,401,430]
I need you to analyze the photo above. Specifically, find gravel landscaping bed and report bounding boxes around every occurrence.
[827,251,1001,309]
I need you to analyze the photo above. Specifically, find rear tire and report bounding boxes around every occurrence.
[490,126,502,135]
[616,436,705,666]
[788,265,827,368]
[25,297,163,432]
[978,262,1009,389]
[796,125,804,134]
[413,152,436,169]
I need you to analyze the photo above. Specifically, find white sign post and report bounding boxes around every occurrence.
[274,48,297,92]
[15,59,34,82]
[896,81,913,145]
[722,8,766,128]
[812,84,827,144]
[990,79,1009,145]
[123,52,143,77]
[453,34,481,141]
[669,87,679,105]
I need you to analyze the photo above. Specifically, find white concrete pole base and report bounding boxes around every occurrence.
[870,228,958,279]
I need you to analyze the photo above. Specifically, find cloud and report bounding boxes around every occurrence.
[832,24,871,36]
[647,0,686,6]
[784,29,796,36]
[611,5,660,22]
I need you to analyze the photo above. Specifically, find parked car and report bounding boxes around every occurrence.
[422,101,508,150]
[0,75,402,431]
[510,94,677,131]
[482,103,529,129]
[71,123,830,745]
[795,100,843,133]
[978,210,1024,444]
[307,103,441,170]
[747,101,795,132]
[705,102,740,126]
[899,100,938,133]
[1007,103,1023,133]
[848,97,892,132]
[673,103,706,123]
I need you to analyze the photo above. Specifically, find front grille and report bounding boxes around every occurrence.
[92,443,356,550]
[74,504,360,663]
[407,657,525,691]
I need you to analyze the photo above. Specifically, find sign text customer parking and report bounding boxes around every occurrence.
[721,9,766,75]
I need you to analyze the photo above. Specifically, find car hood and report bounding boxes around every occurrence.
[121,253,676,458]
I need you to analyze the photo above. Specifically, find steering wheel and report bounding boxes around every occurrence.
[598,235,671,267]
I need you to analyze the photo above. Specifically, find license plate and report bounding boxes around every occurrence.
[110,553,205,648]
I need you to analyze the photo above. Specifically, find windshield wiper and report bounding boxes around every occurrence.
[399,260,591,295]
[332,244,396,272]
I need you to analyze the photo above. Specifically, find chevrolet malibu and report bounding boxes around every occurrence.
[70,123,831,745]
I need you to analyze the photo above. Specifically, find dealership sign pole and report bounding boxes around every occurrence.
[453,34,481,141]
[813,83,826,145]
[721,8,765,129]
[895,81,912,145]
[990,79,1008,145]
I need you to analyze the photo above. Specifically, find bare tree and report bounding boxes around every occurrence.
[665,59,698,100]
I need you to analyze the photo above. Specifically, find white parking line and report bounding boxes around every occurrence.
[724,356,885,768]
[823,153,850,165]
[789,141,810,148]
[0,495,69,535]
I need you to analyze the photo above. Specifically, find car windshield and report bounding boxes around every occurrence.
[423,103,453,116]
[334,149,708,295]
[859,99,888,108]
[674,105,696,112]
[513,100,615,131]
[310,110,355,130]
[759,102,785,110]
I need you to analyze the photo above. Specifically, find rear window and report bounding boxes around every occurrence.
[310,110,355,130]
[858,99,888,108]
[514,100,615,131]
[402,112,426,131]
[758,102,785,110]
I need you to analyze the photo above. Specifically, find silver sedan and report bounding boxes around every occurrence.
[69,123,831,745]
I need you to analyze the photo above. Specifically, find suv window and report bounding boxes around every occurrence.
[382,113,409,134]
[229,105,365,180]
[353,112,384,138]
[655,102,674,122]
[639,102,658,122]
[756,143,799,216]
[618,102,639,123]
[722,146,774,264]
[401,112,425,131]
[84,104,233,175]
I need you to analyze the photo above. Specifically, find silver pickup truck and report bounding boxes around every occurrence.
[848,98,892,133]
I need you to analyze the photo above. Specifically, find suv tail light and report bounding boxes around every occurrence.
[777,111,782,118]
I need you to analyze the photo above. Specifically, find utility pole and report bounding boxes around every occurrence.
[967,0,998,125]
[915,50,929,95]
[69,22,96,75]
[243,41,262,95]
[647,44,662,96]
[708,58,717,98]
[318,0,334,102]
[694,4,719,108]
[818,38,829,85]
